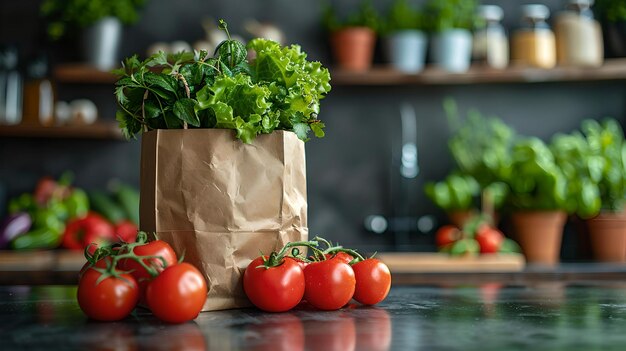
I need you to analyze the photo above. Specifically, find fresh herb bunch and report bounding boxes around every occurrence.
[594,0,626,23]
[114,20,331,143]
[41,0,147,40]
[552,119,626,215]
[383,0,424,34]
[322,0,382,33]
[423,0,479,32]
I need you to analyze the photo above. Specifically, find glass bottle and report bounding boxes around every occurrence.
[22,55,55,126]
[0,45,22,125]
[555,0,603,67]
[473,5,509,69]
[511,4,557,69]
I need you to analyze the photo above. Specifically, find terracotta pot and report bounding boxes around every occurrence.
[511,211,567,265]
[330,27,376,71]
[587,212,626,262]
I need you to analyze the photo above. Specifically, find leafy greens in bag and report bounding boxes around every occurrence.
[114,20,331,143]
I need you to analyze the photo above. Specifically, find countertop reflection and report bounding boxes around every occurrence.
[2,282,626,350]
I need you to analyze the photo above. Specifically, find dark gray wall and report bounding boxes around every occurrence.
[1,1,625,258]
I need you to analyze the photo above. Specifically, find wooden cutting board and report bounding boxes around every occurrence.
[377,252,526,273]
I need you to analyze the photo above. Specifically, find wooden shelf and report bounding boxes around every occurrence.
[52,59,626,86]
[0,122,124,140]
[332,58,626,86]
[53,64,118,84]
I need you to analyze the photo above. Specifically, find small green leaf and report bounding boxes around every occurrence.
[293,122,310,141]
[164,111,183,129]
[173,98,200,127]
[498,239,521,254]
[143,100,161,119]
[311,122,325,138]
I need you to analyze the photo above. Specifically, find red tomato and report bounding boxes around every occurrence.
[435,225,461,248]
[304,259,355,310]
[286,256,308,271]
[62,213,116,251]
[145,263,207,323]
[115,220,138,243]
[78,257,112,279]
[118,240,178,302]
[77,268,139,321]
[475,226,504,253]
[330,252,354,264]
[244,256,305,312]
[352,259,391,305]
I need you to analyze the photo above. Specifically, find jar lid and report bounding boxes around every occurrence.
[478,5,504,22]
[521,4,550,20]
[568,0,594,7]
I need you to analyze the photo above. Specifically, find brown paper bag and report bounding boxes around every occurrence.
[140,129,308,311]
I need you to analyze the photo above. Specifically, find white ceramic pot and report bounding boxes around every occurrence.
[431,29,473,73]
[82,17,122,70]
[387,30,428,73]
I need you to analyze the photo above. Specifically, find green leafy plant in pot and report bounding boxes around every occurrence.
[425,172,507,227]
[41,0,147,70]
[503,137,569,265]
[383,0,427,73]
[553,118,626,262]
[323,0,381,71]
[424,0,478,72]
[594,0,626,57]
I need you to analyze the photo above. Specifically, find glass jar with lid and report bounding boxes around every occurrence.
[555,0,603,67]
[511,4,557,68]
[473,5,509,69]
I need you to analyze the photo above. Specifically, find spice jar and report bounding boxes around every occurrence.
[512,4,557,69]
[555,0,603,67]
[473,5,509,69]
[22,55,55,126]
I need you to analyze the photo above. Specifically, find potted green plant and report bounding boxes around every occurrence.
[322,0,381,71]
[594,0,626,57]
[425,172,480,227]
[383,0,427,73]
[425,172,507,228]
[41,0,147,70]
[441,99,512,224]
[504,137,569,265]
[553,119,626,262]
[424,0,478,72]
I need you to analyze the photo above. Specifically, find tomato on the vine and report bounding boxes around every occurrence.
[475,225,504,253]
[244,256,305,312]
[118,240,178,301]
[304,259,355,310]
[146,262,207,323]
[352,259,391,305]
[77,268,139,321]
[329,252,354,264]
[435,225,461,248]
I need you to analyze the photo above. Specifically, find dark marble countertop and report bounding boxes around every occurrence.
[2,282,626,350]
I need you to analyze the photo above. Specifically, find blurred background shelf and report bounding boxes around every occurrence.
[332,58,626,86]
[0,122,123,140]
[52,59,626,86]
[53,64,118,84]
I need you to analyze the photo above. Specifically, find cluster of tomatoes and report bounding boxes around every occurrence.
[435,216,518,255]
[77,232,207,323]
[243,237,392,312]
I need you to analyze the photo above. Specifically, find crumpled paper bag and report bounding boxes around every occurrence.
[140,129,308,311]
